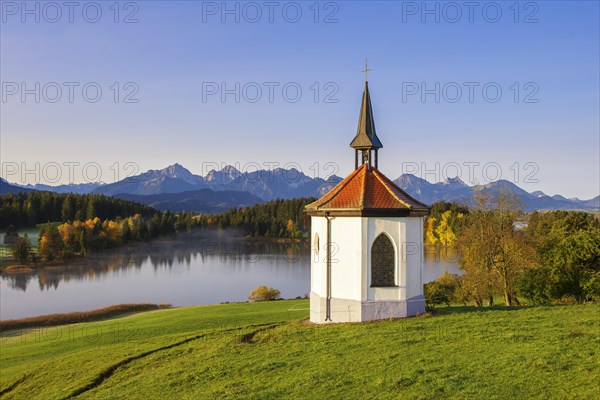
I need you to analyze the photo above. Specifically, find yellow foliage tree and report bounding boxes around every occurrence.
[58,223,77,256]
[286,219,296,233]
[425,217,438,244]
[435,211,457,247]
[106,220,123,243]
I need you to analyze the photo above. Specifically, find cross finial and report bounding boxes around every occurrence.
[361,58,371,82]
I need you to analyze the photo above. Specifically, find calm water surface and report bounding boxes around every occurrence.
[0,234,459,319]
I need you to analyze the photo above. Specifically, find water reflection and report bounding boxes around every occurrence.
[1,235,460,320]
[423,245,462,283]
[2,234,310,292]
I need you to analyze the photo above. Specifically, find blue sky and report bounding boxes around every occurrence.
[1,1,599,199]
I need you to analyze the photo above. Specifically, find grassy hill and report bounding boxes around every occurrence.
[1,300,598,399]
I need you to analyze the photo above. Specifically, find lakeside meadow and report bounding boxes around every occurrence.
[1,300,598,399]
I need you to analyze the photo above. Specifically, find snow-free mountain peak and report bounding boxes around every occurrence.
[443,177,467,187]
[2,164,596,213]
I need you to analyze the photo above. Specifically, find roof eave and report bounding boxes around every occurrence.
[305,207,429,217]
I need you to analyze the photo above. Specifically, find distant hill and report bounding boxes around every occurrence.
[393,174,599,212]
[0,178,33,195]
[15,182,105,194]
[113,189,263,214]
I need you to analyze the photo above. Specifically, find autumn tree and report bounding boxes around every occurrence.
[38,223,64,261]
[458,190,536,306]
[425,217,438,244]
[424,202,467,246]
[58,223,78,256]
[435,211,458,247]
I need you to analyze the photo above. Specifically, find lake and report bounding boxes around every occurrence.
[0,233,460,320]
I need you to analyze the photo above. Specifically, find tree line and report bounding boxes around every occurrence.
[11,213,176,263]
[5,190,598,306]
[194,197,315,238]
[4,195,316,264]
[0,191,157,229]
[426,192,599,306]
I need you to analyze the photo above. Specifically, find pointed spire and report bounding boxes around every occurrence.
[350,81,383,150]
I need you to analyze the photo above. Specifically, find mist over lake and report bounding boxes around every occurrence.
[0,233,459,320]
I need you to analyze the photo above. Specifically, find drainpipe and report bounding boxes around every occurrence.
[325,212,333,322]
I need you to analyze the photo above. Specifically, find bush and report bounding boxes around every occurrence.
[424,273,462,308]
[248,285,281,302]
[582,270,600,301]
[517,267,552,304]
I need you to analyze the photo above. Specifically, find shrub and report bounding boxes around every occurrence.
[517,267,552,304]
[424,273,462,308]
[248,285,281,302]
[582,270,600,301]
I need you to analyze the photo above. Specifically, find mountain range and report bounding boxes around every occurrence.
[12,182,105,194]
[393,175,599,212]
[2,164,598,213]
[92,163,342,200]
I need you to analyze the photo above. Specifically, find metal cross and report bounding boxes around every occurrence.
[362,58,372,82]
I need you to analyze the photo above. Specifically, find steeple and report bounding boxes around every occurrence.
[350,59,383,169]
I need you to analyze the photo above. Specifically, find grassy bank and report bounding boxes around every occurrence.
[1,300,598,399]
[0,304,170,332]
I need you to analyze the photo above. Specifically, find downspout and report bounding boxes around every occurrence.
[325,212,333,322]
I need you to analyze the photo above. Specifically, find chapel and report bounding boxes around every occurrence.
[305,71,430,323]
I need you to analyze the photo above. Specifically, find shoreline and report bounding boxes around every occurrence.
[0,303,172,333]
[0,232,308,274]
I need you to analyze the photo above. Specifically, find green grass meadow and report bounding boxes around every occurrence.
[1,300,598,399]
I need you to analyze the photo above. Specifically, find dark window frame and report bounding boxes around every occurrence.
[370,233,397,287]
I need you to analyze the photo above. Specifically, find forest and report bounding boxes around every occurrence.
[3,191,599,307]
[425,194,600,306]
[2,194,315,264]
[0,191,157,229]
[193,197,315,238]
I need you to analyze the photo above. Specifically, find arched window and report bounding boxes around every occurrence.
[371,234,395,287]
[314,233,320,256]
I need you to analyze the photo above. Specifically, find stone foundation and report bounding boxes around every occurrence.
[310,292,426,323]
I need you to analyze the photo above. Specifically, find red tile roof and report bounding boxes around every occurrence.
[305,164,429,216]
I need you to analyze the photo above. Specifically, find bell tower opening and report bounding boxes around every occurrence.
[350,59,383,170]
